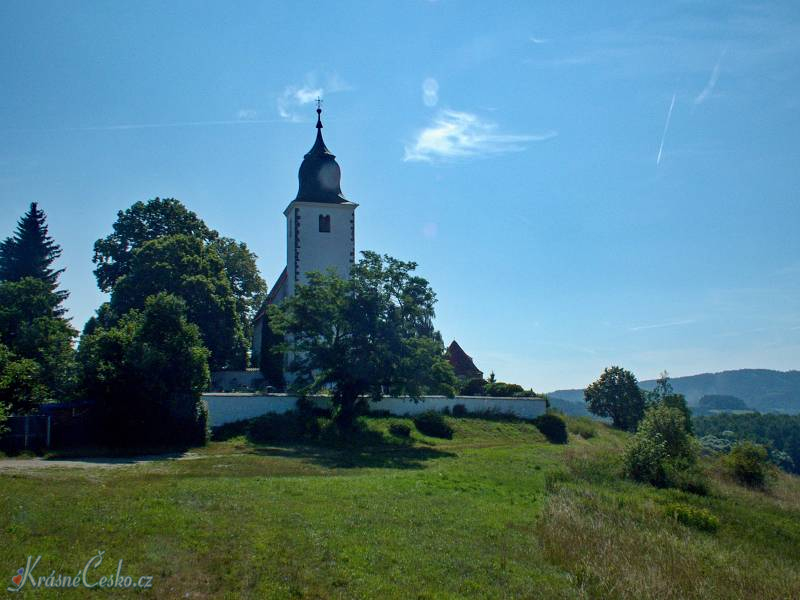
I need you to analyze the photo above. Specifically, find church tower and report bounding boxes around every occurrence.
[251,105,357,372]
[284,104,358,297]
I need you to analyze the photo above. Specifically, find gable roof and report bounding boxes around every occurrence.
[446,340,483,380]
[254,267,288,323]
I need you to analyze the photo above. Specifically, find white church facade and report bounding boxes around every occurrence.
[251,105,357,366]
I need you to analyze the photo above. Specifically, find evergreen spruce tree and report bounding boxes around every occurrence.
[0,202,68,310]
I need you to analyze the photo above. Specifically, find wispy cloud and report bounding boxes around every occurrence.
[422,77,439,107]
[656,92,677,166]
[404,110,557,163]
[694,49,727,105]
[236,108,259,120]
[277,73,351,122]
[630,318,695,332]
[529,36,548,44]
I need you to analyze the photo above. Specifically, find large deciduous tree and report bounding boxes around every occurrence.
[78,293,210,446]
[92,198,266,343]
[109,234,247,369]
[584,366,646,431]
[272,251,457,428]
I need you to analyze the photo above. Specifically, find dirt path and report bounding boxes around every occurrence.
[0,452,203,470]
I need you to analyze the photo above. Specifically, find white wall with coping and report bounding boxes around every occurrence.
[203,393,547,427]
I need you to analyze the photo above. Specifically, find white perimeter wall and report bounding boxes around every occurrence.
[204,393,547,427]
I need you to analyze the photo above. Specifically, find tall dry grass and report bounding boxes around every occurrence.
[536,485,800,599]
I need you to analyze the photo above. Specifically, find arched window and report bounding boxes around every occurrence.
[319,214,331,233]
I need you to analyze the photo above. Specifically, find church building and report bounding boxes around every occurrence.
[251,105,358,367]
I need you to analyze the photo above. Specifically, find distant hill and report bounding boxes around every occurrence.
[548,369,800,415]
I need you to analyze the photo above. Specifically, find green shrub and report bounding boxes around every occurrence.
[624,432,668,485]
[413,411,453,439]
[389,422,412,438]
[724,441,770,488]
[459,377,486,396]
[663,461,709,496]
[451,404,468,417]
[248,412,304,443]
[568,417,597,439]
[665,504,719,532]
[534,413,568,444]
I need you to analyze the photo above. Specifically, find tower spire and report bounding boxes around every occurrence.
[315,96,323,129]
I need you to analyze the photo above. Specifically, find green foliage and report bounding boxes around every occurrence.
[258,306,285,389]
[0,277,77,401]
[92,197,217,292]
[0,202,68,310]
[92,198,265,365]
[272,252,457,428]
[78,292,210,446]
[459,377,486,396]
[724,441,771,489]
[413,411,453,439]
[665,504,719,532]
[568,416,597,439]
[248,412,306,443]
[533,413,568,444]
[389,422,412,438]
[694,412,800,474]
[623,404,701,490]
[697,394,749,413]
[451,403,468,417]
[110,234,246,369]
[0,400,7,436]
[0,343,49,413]
[584,366,646,431]
[210,237,267,340]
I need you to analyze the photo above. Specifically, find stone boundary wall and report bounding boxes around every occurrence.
[203,393,547,427]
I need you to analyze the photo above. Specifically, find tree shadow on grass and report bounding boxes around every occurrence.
[212,414,456,470]
[249,443,456,470]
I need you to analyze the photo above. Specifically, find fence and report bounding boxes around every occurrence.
[1,415,51,452]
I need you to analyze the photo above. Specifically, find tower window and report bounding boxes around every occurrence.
[319,214,331,233]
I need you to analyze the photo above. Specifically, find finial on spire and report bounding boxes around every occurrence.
[315,96,323,129]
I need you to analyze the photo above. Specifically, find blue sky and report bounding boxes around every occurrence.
[1,1,799,391]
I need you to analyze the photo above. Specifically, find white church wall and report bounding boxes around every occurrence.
[203,393,547,427]
[286,201,355,297]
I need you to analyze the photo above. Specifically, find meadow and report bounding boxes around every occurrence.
[1,415,799,599]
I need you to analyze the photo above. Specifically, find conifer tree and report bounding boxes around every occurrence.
[0,202,68,310]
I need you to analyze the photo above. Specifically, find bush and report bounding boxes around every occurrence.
[724,441,770,488]
[665,504,719,532]
[534,413,568,444]
[459,378,486,396]
[623,405,701,489]
[568,417,597,439]
[451,403,468,417]
[413,411,453,439]
[248,412,304,443]
[389,422,412,438]
[663,461,709,496]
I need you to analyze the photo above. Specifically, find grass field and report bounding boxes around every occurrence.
[1,415,799,599]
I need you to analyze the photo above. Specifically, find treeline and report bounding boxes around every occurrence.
[0,198,266,446]
[694,413,800,473]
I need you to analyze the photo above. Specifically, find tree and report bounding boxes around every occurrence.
[646,371,692,433]
[109,234,246,369]
[623,404,697,487]
[93,198,216,292]
[92,198,266,344]
[258,308,285,389]
[78,293,210,446]
[272,251,457,428]
[584,366,646,431]
[0,343,48,414]
[0,278,77,400]
[0,202,68,311]
[211,237,267,340]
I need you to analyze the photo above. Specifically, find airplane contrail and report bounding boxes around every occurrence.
[656,92,676,166]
